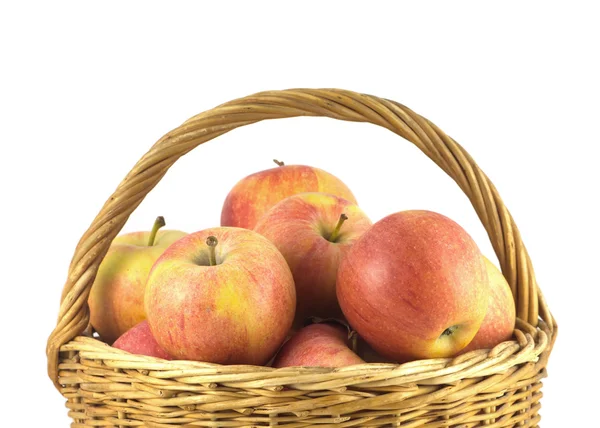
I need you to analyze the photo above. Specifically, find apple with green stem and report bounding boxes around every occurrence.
[337,210,489,361]
[254,192,372,325]
[221,160,357,230]
[88,216,187,343]
[145,227,296,365]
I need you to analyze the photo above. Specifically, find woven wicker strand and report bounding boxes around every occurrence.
[47,89,557,427]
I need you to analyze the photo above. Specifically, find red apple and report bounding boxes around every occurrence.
[254,192,372,325]
[460,257,516,353]
[145,227,296,365]
[337,210,489,361]
[221,160,357,230]
[89,216,187,343]
[112,320,173,360]
[356,337,397,364]
[273,323,365,368]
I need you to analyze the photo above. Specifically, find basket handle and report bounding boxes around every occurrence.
[46,88,554,388]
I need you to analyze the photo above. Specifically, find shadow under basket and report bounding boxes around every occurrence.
[47,88,557,427]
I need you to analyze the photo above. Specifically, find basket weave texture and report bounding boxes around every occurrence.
[47,89,557,427]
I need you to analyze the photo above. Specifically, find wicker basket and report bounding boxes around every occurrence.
[47,88,557,427]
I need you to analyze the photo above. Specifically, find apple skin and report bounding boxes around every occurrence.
[112,320,173,360]
[273,323,365,368]
[254,192,372,325]
[336,210,489,361]
[89,229,187,343]
[459,257,516,353]
[356,336,397,364]
[221,163,357,230]
[145,227,296,365]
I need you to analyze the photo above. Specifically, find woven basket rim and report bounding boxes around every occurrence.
[61,317,554,378]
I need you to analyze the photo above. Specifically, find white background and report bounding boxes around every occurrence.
[1,1,598,427]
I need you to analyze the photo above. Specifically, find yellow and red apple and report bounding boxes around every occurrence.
[254,192,372,325]
[273,322,365,368]
[88,217,186,343]
[337,210,489,361]
[144,227,296,365]
[221,160,357,230]
[460,256,516,353]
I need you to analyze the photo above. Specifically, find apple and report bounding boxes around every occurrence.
[356,336,397,364]
[254,192,372,325]
[88,216,187,343]
[112,320,173,360]
[145,227,296,365]
[221,160,357,230]
[460,257,516,353]
[336,210,489,361]
[273,322,365,368]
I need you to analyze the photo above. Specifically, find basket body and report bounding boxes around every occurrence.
[48,89,556,427]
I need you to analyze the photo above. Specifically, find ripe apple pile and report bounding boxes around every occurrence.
[90,160,516,367]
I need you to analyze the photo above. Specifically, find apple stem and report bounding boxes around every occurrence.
[273,159,285,167]
[328,213,348,242]
[206,236,218,266]
[147,216,166,246]
[348,331,358,354]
